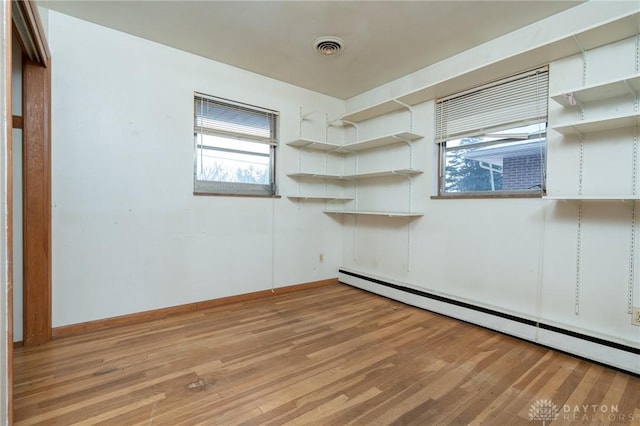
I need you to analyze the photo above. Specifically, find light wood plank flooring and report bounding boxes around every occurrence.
[13,284,640,425]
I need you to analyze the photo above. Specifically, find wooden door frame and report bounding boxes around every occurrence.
[22,56,51,347]
[13,0,51,348]
[7,0,50,422]
[3,1,13,423]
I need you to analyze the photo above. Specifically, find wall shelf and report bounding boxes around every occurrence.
[324,210,423,217]
[342,100,407,123]
[340,132,423,152]
[552,112,639,135]
[288,169,423,181]
[341,169,423,180]
[544,195,640,201]
[287,195,353,201]
[550,73,640,107]
[287,172,342,180]
[286,138,341,151]
[289,106,423,237]
[546,31,640,319]
[287,132,423,153]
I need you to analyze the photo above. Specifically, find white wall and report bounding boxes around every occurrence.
[542,36,639,342]
[47,11,345,328]
[339,3,640,360]
[43,2,639,367]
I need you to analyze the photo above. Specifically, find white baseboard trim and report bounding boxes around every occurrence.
[339,268,640,376]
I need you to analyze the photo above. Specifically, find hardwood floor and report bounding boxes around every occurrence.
[13,284,640,425]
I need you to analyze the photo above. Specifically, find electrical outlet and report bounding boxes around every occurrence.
[632,308,640,326]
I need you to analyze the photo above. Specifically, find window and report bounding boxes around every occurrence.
[194,93,278,196]
[436,68,549,196]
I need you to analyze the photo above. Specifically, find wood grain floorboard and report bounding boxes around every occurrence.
[13,284,640,425]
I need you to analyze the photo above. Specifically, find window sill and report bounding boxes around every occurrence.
[431,192,543,200]
[194,192,282,199]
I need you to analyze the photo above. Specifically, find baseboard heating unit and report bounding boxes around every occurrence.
[338,268,640,376]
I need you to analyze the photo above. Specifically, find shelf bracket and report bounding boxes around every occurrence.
[298,107,315,139]
[392,99,415,132]
[576,100,585,119]
[623,79,639,114]
[392,134,415,169]
[572,35,588,87]
[341,119,359,142]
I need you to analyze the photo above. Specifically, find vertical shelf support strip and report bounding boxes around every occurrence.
[578,133,584,195]
[353,215,358,263]
[633,40,640,320]
[575,201,582,315]
[631,122,639,314]
[575,131,585,316]
[404,172,414,272]
[629,201,636,314]
[407,220,412,272]
[296,107,310,196]
[635,33,639,74]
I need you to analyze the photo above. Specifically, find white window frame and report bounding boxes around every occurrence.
[435,67,549,197]
[194,93,278,196]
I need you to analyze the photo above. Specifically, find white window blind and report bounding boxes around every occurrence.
[435,67,549,143]
[194,94,278,145]
[193,93,278,196]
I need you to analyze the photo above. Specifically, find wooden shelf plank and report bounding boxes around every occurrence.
[324,210,423,217]
[551,112,639,135]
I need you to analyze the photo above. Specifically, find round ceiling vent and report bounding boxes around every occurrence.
[313,36,344,56]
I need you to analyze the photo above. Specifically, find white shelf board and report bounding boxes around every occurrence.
[550,73,640,107]
[324,210,423,217]
[552,112,639,135]
[341,168,423,180]
[287,172,342,180]
[544,195,640,201]
[287,138,341,151]
[341,132,423,152]
[342,100,406,123]
[290,169,423,180]
[287,195,353,201]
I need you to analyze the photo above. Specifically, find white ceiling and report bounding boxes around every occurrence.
[42,0,583,99]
